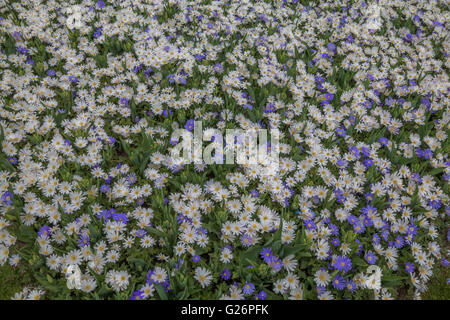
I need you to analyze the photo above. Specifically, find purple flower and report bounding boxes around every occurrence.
[365,252,377,265]
[68,75,79,82]
[214,63,223,73]
[221,268,231,280]
[364,158,373,168]
[256,290,267,300]
[333,255,352,273]
[107,136,115,145]
[38,225,51,238]
[185,119,195,131]
[78,234,90,247]
[193,255,200,263]
[331,238,340,247]
[324,93,334,101]
[304,219,316,230]
[407,224,418,236]
[243,282,255,295]
[100,184,110,193]
[346,280,357,292]
[1,191,13,205]
[411,173,422,184]
[260,248,273,263]
[127,173,137,185]
[372,234,380,244]
[47,69,56,76]
[441,259,449,267]
[167,74,175,83]
[136,229,146,238]
[113,212,129,224]
[97,0,105,8]
[241,234,253,247]
[405,262,415,273]
[394,236,404,249]
[336,127,346,137]
[379,137,389,146]
[268,256,283,271]
[130,289,145,300]
[332,275,346,290]
[329,224,339,236]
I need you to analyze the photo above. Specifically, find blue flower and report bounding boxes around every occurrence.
[346,280,357,292]
[336,127,346,137]
[260,248,273,263]
[353,221,366,234]
[331,238,340,247]
[365,252,377,265]
[68,75,79,82]
[113,212,129,224]
[130,289,145,300]
[214,63,223,73]
[324,93,334,101]
[407,224,418,236]
[221,268,231,280]
[379,137,388,146]
[193,255,200,263]
[394,236,404,249]
[78,234,90,247]
[243,282,255,295]
[135,229,146,238]
[185,119,195,131]
[333,255,352,273]
[241,234,252,247]
[372,233,380,244]
[268,256,283,271]
[305,219,316,230]
[364,158,373,168]
[405,262,415,273]
[1,191,13,205]
[332,275,345,290]
[38,225,51,238]
[256,290,267,300]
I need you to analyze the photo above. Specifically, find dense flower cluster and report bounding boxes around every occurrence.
[0,0,448,300]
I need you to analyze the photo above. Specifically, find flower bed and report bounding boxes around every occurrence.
[0,0,448,300]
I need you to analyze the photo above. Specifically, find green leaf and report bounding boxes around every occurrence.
[281,244,309,258]
[429,167,444,176]
[239,245,262,268]
[146,227,166,238]
[155,284,168,300]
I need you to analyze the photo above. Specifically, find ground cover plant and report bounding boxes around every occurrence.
[0,0,449,300]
